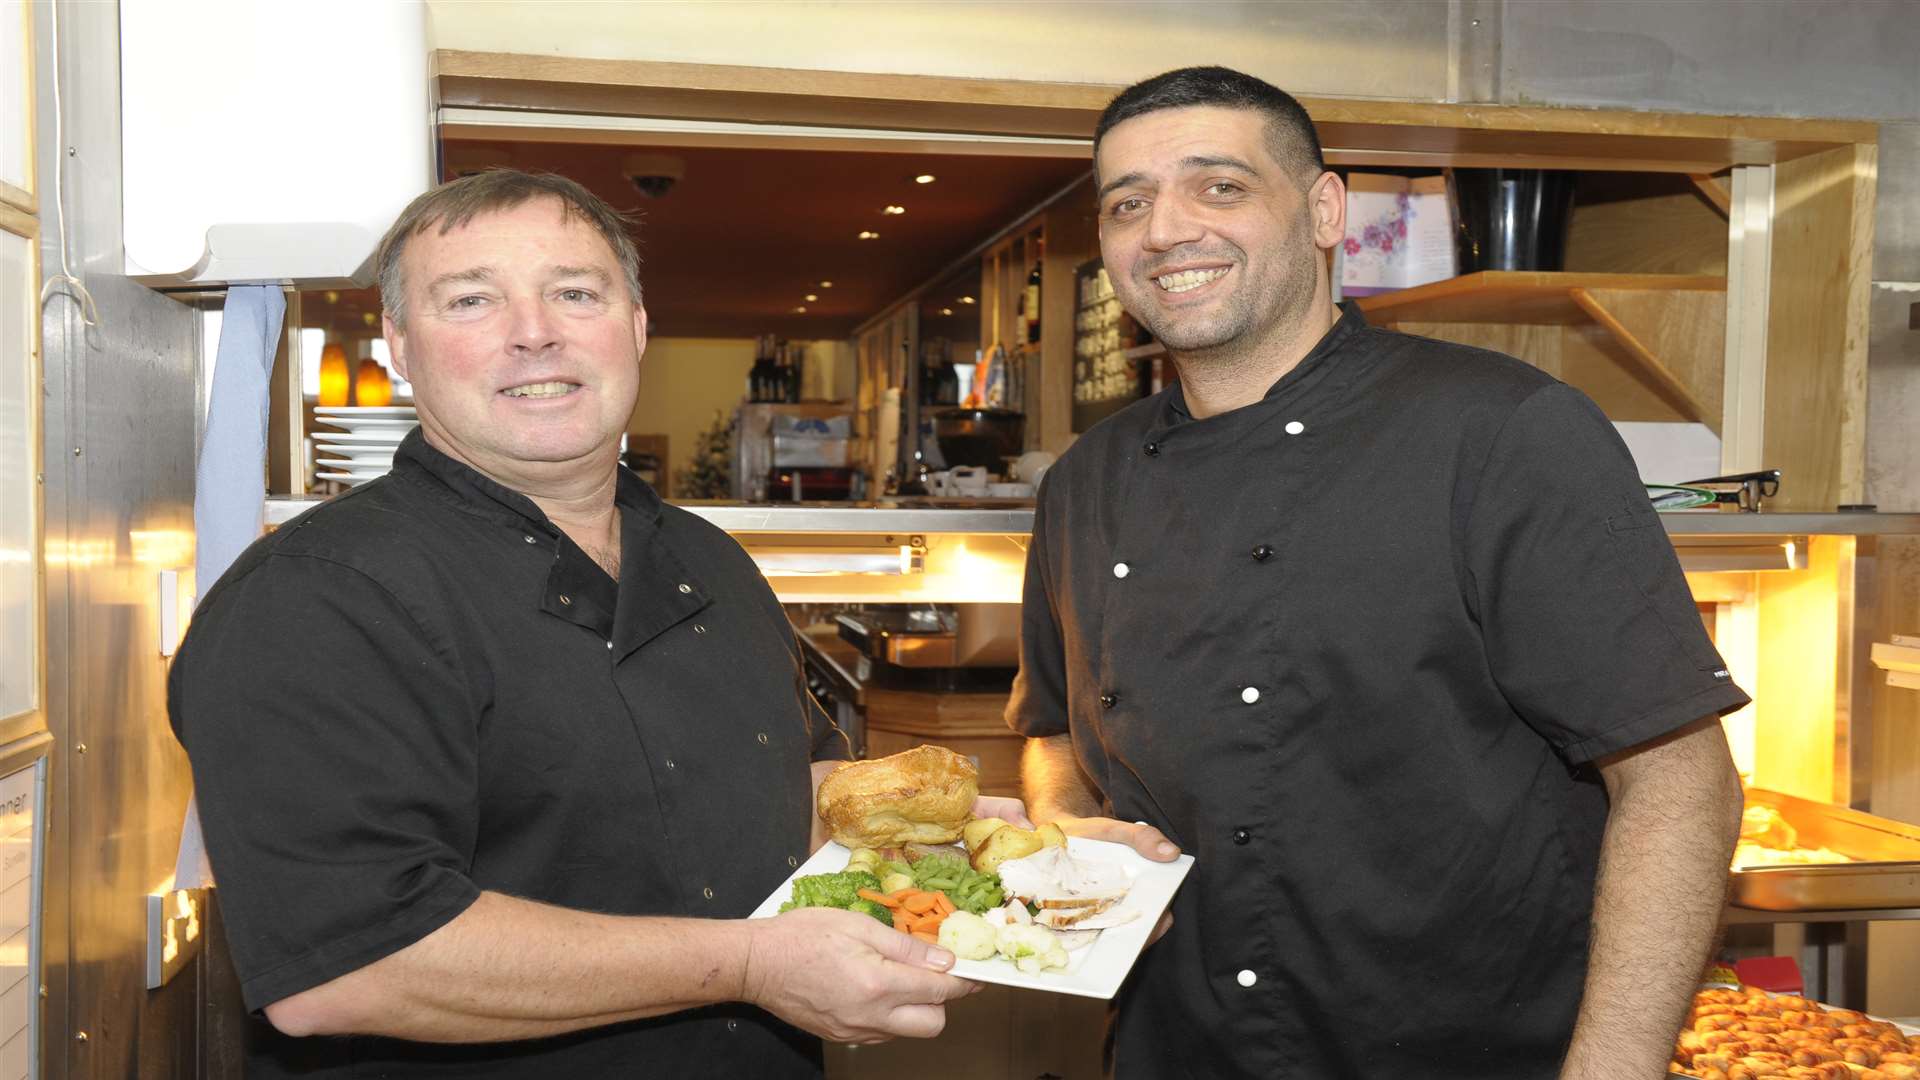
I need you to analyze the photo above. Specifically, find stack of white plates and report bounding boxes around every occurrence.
[312,406,417,485]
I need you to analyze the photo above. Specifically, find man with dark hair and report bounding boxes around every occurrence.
[1012,68,1745,1078]
[172,170,1010,1078]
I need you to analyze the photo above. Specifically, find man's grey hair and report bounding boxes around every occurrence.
[376,168,643,326]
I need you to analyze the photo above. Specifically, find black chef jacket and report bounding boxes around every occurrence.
[170,429,846,1079]
[1008,304,1750,1079]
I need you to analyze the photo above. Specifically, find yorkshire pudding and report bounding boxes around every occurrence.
[816,745,978,849]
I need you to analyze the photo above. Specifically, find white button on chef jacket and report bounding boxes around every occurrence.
[1241,686,1261,704]
[1236,969,1258,987]
[1285,420,1305,435]
[1113,562,1130,579]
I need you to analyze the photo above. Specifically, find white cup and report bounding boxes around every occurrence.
[950,465,990,495]
[926,470,953,496]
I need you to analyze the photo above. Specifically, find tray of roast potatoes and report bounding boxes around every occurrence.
[1732,790,1920,912]
[1670,985,1920,1079]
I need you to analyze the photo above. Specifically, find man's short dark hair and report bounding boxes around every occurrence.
[1094,66,1326,185]
[376,168,642,327]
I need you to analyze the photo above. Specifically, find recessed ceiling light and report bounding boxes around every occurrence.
[804,294,819,302]
[793,306,807,313]
[940,308,954,316]
[819,280,834,288]
[882,205,906,215]
[915,174,936,184]
[858,231,880,240]
[958,296,976,305]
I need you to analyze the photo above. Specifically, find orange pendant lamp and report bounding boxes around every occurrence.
[355,360,393,407]
[317,343,351,406]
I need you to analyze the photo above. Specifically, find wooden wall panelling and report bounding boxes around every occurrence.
[1572,285,1726,430]
[1040,178,1098,455]
[1761,143,1875,511]
[1386,321,1563,378]
[1565,191,1729,275]
[1866,535,1920,1018]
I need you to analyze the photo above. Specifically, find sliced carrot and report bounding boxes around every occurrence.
[858,889,902,908]
[901,893,940,915]
[911,931,939,945]
[891,912,911,933]
[921,914,947,935]
[933,892,957,915]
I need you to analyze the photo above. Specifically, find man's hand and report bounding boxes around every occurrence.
[742,907,979,1044]
[972,794,1033,829]
[1051,814,1181,862]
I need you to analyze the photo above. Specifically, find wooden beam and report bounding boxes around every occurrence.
[435,51,1877,171]
[1689,172,1733,218]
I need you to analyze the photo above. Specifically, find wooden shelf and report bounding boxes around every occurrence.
[1354,271,1725,324]
[1357,272,1730,433]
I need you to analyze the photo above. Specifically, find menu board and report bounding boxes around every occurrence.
[1071,259,1159,433]
[0,759,39,1080]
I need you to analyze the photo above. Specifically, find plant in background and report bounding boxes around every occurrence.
[675,410,733,499]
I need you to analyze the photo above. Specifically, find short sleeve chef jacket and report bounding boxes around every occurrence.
[1008,304,1749,1079]
[170,429,846,1079]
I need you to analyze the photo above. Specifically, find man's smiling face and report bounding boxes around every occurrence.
[386,196,647,481]
[1095,105,1328,358]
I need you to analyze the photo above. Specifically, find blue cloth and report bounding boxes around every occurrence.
[176,285,286,888]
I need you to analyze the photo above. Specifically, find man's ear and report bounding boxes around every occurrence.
[383,314,409,381]
[1308,171,1347,252]
[632,304,649,366]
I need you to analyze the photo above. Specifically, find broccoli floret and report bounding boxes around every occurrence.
[847,898,894,926]
[778,870,881,912]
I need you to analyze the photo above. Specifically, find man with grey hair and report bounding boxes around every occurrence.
[171,170,1006,1078]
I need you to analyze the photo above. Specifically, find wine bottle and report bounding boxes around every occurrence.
[1025,257,1043,344]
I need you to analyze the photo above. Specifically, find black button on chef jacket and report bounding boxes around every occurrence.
[170,429,847,1079]
[1007,304,1749,1079]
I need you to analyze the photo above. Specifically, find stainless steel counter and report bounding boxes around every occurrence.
[267,496,1920,538]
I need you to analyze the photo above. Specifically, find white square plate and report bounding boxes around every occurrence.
[748,837,1194,999]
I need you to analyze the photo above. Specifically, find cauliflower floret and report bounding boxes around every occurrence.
[937,910,999,961]
[995,922,1069,974]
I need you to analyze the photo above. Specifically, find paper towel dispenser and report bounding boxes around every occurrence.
[119,0,434,287]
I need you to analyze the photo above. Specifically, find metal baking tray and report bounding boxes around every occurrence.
[1730,788,1920,912]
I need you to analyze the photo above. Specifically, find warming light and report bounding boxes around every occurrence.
[914,174,936,184]
[355,360,393,407]
[317,343,350,406]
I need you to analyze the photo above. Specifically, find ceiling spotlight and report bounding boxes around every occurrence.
[940,308,954,316]
[858,231,880,240]
[819,280,834,288]
[793,306,808,314]
[958,296,976,305]
[882,205,906,215]
[804,294,819,302]
[914,174,936,184]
